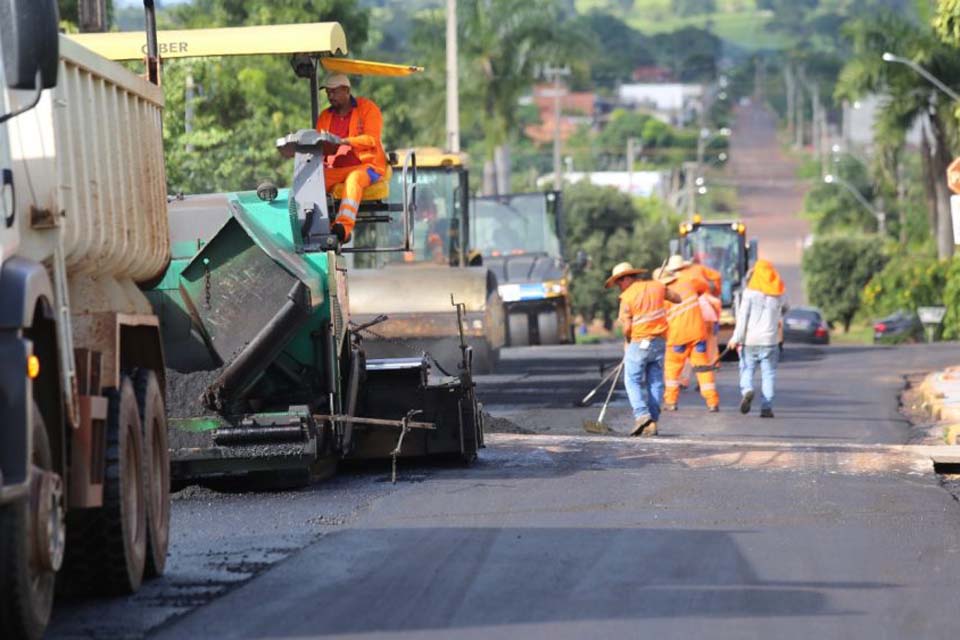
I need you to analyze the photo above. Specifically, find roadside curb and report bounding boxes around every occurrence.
[917,366,960,444]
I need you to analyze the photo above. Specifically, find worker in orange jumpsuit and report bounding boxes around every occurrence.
[315,74,388,243]
[657,267,719,412]
[665,255,723,381]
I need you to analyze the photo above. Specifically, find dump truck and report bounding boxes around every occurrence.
[1,2,171,638]
[78,24,483,483]
[348,149,505,372]
[672,216,758,346]
[470,191,583,346]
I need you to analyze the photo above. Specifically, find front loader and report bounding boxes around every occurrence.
[79,23,483,484]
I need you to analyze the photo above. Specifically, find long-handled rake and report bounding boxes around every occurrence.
[574,362,623,407]
[582,361,624,434]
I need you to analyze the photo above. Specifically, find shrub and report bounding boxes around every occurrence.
[802,235,887,332]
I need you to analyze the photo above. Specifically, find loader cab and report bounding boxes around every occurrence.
[349,148,469,268]
[677,218,750,307]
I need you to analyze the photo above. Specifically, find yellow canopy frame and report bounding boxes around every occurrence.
[70,22,349,60]
[68,23,423,78]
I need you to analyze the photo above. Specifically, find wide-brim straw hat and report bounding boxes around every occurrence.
[653,267,678,285]
[605,261,647,288]
[664,254,691,273]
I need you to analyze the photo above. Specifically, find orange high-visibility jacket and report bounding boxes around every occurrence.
[681,263,721,297]
[618,280,668,341]
[665,277,709,346]
[315,96,388,176]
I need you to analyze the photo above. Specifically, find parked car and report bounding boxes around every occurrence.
[783,307,831,344]
[873,310,924,344]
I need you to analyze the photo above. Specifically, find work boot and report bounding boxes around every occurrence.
[663,403,678,412]
[760,407,774,418]
[630,416,652,436]
[640,421,658,437]
[739,391,754,415]
[708,405,719,413]
[331,222,351,244]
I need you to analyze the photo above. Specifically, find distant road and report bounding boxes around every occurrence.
[729,101,810,304]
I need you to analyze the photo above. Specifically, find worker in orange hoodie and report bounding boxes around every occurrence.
[729,259,788,418]
[663,255,723,386]
[315,74,388,243]
[656,267,719,412]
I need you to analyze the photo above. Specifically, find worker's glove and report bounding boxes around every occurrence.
[331,222,350,244]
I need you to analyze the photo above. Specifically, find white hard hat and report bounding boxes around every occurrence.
[323,73,351,90]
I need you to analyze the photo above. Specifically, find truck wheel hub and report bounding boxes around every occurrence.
[30,467,65,572]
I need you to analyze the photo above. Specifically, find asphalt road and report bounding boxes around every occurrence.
[47,105,960,638]
[48,341,960,639]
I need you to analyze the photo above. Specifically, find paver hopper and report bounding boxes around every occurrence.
[148,132,482,482]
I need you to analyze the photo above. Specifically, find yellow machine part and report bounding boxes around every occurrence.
[69,22,349,60]
[330,165,392,201]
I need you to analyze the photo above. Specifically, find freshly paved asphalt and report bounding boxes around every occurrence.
[49,341,960,639]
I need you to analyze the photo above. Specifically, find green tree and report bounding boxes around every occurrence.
[159,0,373,193]
[802,236,888,332]
[563,183,671,326]
[861,252,947,320]
[455,0,576,194]
[836,13,960,260]
[671,0,716,16]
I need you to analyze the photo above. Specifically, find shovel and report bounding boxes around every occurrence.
[582,361,624,434]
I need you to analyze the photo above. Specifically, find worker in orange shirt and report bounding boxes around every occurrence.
[606,262,682,437]
[315,74,388,243]
[655,266,719,412]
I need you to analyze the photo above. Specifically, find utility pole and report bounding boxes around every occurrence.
[445,0,460,153]
[785,63,795,141]
[811,83,821,160]
[795,66,805,149]
[627,137,642,195]
[79,0,108,32]
[544,65,570,192]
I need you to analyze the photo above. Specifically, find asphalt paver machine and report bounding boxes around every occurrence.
[77,23,483,484]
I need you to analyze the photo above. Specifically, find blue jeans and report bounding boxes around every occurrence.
[739,345,779,410]
[624,338,666,421]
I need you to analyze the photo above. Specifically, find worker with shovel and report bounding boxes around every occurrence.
[655,266,718,412]
[606,262,681,436]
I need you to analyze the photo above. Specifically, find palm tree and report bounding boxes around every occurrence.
[836,12,960,260]
[457,0,572,194]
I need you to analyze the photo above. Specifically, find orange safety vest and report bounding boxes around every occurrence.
[315,96,388,176]
[618,280,668,341]
[665,277,709,346]
[680,263,721,297]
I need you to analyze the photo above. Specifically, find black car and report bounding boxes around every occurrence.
[783,307,830,344]
[873,310,923,344]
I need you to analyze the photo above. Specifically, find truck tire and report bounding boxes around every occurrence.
[133,370,170,579]
[508,313,529,347]
[63,377,147,595]
[0,405,61,640]
[537,310,561,345]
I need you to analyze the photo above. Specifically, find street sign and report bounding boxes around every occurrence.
[918,306,947,344]
[948,157,960,194]
[953,194,960,245]
[918,307,947,324]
